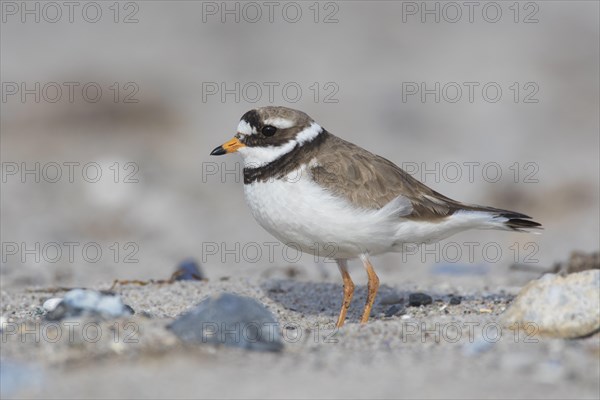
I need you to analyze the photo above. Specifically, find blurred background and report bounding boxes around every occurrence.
[1,0,599,291]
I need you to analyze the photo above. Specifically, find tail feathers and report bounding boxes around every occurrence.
[501,215,543,232]
[466,206,543,233]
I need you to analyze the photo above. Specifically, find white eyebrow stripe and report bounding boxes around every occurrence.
[263,117,294,129]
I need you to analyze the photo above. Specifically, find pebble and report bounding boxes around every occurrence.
[167,293,283,352]
[173,258,206,281]
[42,298,63,312]
[384,305,406,317]
[46,289,134,321]
[501,270,600,338]
[449,296,462,305]
[408,292,433,307]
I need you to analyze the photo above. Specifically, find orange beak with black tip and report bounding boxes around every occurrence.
[210,137,245,156]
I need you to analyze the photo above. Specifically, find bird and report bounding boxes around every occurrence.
[210,106,541,327]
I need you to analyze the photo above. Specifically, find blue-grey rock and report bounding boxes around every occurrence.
[45,289,133,321]
[173,259,206,281]
[167,293,283,352]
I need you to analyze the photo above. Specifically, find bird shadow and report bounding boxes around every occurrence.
[260,279,513,324]
[260,279,414,323]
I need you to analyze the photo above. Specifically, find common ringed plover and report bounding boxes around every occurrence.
[210,106,541,327]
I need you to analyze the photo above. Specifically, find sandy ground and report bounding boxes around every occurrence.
[1,1,599,398]
[2,271,600,399]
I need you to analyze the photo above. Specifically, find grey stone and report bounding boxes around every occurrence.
[384,304,406,317]
[408,292,433,307]
[501,270,600,338]
[167,293,283,352]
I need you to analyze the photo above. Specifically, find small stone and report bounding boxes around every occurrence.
[408,292,433,307]
[124,305,136,315]
[42,298,63,312]
[173,259,206,281]
[46,289,133,321]
[501,270,600,338]
[167,293,283,352]
[384,305,406,317]
[449,296,462,305]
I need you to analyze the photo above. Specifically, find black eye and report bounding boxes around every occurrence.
[262,125,277,137]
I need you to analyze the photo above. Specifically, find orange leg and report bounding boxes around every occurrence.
[335,259,355,327]
[360,254,380,324]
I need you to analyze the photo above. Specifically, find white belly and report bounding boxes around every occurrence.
[243,170,401,259]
